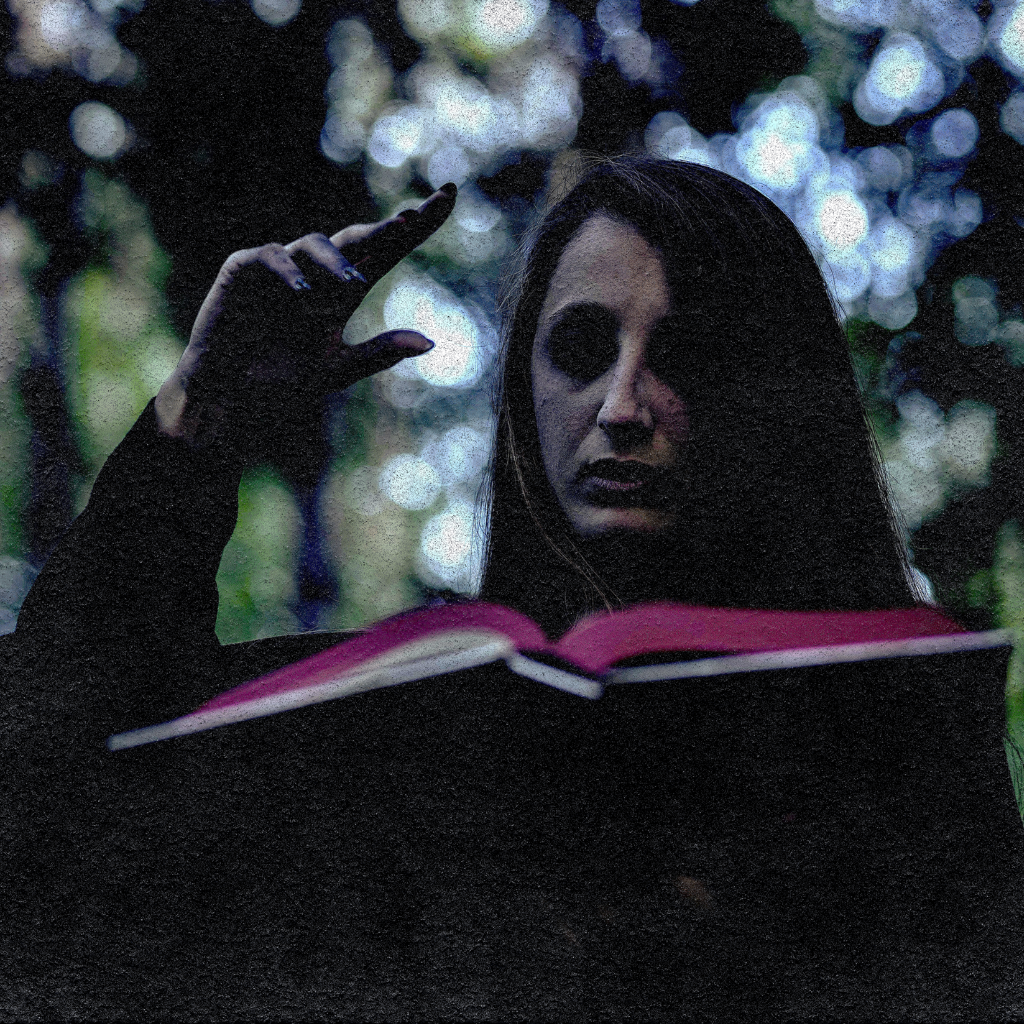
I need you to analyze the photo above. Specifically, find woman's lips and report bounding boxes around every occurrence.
[577,460,668,505]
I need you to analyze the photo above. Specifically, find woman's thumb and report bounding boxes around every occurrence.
[325,329,435,388]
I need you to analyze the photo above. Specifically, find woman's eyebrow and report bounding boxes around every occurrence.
[539,301,620,334]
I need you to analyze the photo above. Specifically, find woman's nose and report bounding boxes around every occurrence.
[596,354,655,440]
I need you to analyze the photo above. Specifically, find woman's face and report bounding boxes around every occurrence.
[530,215,691,539]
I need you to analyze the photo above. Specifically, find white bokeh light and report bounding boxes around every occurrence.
[321,115,366,165]
[942,401,996,488]
[368,108,427,169]
[950,189,983,238]
[813,0,897,30]
[427,145,470,188]
[952,276,999,345]
[379,454,442,511]
[854,34,944,125]
[884,390,947,529]
[932,6,983,62]
[858,145,912,192]
[597,0,641,36]
[607,31,653,81]
[993,1,1024,78]
[882,391,997,531]
[871,40,925,100]
[520,58,581,147]
[993,319,1024,365]
[323,15,584,192]
[39,0,85,51]
[69,101,127,159]
[250,0,301,27]
[468,0,548,52]
[930,108,979,159]
[398,0,456,41]
[419,500,477,588]
[814,190,869,252]
[422,425,490,487]
[321,19,393,166]
[737,97,821,193]
[431,74,497,150]
[644,112,718,167]
[1001,91,1024,145]
[868,289,918,330]
[383,278,484,388]
[826,251,872,305]
[454,191,501,234]
[869,217,919,297]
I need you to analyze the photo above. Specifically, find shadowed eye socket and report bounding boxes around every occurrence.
[647,311,732,396]
[542,303,619,383]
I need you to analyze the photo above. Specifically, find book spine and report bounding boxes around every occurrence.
[504,654,603,699]
[607,629,1014,684]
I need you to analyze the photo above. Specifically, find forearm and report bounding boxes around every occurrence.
[17,399,241,670]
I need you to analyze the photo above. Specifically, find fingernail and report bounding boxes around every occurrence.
[294,276,312,291]
[349,267,367,283]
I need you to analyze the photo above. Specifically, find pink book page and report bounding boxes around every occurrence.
[556,603,967,675]
[199,602,549,714]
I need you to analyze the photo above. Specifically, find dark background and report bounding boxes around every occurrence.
[3,0,1023,717]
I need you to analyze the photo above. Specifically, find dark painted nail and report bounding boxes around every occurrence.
[294,276,312,291]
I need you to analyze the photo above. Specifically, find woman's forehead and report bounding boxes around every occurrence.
[537,214,673,326]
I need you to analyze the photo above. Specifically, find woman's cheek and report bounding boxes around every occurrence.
[660,391,690,445]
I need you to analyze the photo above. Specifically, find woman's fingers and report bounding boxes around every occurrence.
[324,329,434,390]
[167,191,454,457]
[285,233,367,285]
[220,243,310,292]
[284,233,370,333]
[330,184,457,287]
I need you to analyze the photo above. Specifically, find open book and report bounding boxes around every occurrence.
[107,600,1012,751]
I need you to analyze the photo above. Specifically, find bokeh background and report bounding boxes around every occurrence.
[2,0,1024,736]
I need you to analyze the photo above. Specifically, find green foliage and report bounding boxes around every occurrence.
[63,172,183,487]
[771,0,872,102]
[215,469,302,644]
[0,206,44,563]
[0,386,29,559]
[993,522,1024,730]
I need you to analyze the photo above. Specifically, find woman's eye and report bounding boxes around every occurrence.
[545,306,619,383]
[647,315,717,396]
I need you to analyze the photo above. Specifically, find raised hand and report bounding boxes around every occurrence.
[155,184,458,464]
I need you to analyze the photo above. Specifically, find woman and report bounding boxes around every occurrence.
[481,156,919,632]
[16,156,917,673]
[6,157,1021,1018]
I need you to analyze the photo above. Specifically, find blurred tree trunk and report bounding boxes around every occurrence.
[20,283,82,567]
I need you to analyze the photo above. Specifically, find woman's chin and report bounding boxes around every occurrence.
[568,504,677,539]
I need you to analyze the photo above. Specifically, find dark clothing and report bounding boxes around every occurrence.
[3,405,1024,1019]
[14,400,355,724]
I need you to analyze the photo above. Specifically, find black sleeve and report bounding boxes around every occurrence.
[15,399,242,726]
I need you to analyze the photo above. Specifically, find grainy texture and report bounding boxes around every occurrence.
[3,401,1024,1019]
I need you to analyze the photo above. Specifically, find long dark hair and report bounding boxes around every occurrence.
[478,155,917,634]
